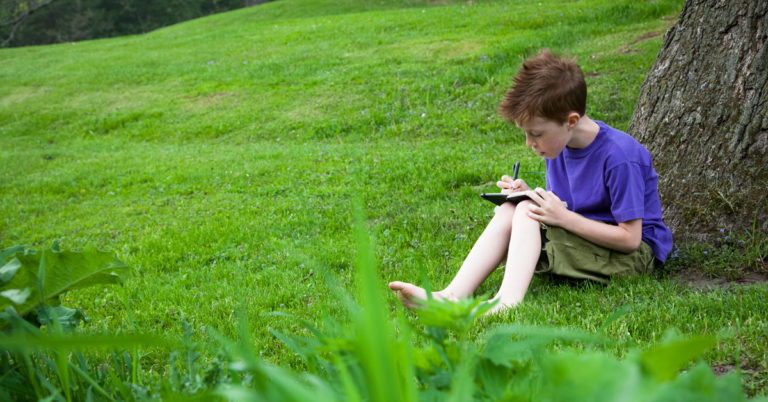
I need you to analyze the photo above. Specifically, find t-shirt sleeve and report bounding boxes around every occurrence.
[605,161,645,223]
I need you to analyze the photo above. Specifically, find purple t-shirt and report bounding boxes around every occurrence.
[545,121,673,262]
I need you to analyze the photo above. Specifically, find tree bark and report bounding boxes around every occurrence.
[628,0,768,244]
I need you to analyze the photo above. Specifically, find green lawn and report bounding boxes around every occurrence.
[2,0,766,397]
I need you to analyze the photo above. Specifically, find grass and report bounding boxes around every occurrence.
[1,0,767,397]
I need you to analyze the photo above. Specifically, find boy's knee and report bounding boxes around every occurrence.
[492,203,518,225]
[495,202,516,217]
[514,200,536,216]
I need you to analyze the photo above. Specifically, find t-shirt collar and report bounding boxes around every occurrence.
[563,120,606,159]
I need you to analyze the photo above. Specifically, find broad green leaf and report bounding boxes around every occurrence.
[36,305,89,332]
[0,306,40,333]
[415,296,495,334]
[35,246,129,295]
[534,350,641,402]
[0,288,31,305]
[0,255,35,312]
[0,245,25,264]
[474,358,520,400]
[647,362,748,402]
[0,258,21,283]
[482,332,538,367]
[640,336,716,382]
[482,324,609,368]
[0,244,129,324]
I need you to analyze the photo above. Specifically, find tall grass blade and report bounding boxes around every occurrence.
[350,198,416,402]
[332,353,363,402]
[0,333,169,352]
[598,303,632,332]
[68,361,115,402]
[37,247,47,306]
[205,314,337,401]
[302,253,361,318]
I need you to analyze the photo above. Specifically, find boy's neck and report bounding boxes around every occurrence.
[566,116,600,150]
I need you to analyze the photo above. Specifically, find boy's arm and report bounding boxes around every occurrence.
[525,188,643,254]
[559,214,642,254]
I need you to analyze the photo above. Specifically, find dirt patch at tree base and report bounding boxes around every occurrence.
[673,268,768,290]
[711,363,738,377]
[711,362,761,378]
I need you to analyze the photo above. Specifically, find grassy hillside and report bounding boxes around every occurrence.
[2,0,766,396]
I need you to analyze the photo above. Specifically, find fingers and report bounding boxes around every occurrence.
[532,187,554,200]
[525,188,544,203]
[498,177,529,192]
[512,179,527,191]
[497,175,513,189]
[525,189,566,226]
[526,209,542,222]
[497,181,515,192]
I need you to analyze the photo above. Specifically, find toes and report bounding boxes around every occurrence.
[389,281,432,310]
[394,290,417,309]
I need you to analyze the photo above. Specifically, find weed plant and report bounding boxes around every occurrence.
[1,209,766,400]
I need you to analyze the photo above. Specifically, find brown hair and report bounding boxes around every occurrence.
[498,49,586,125]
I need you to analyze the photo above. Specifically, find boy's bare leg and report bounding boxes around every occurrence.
[389,203,518,309]
[486,202,541,315]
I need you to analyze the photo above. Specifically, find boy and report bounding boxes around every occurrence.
[389,49,673,314]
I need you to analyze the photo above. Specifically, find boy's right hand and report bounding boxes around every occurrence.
[497,175,531,194]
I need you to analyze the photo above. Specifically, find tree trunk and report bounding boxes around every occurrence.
[628,0,768,244]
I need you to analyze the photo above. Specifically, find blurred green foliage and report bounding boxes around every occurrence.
[1,0,248,47]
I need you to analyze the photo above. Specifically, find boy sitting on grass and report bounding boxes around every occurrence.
[389,49,673,315]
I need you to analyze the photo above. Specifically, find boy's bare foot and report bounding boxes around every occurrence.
[388,281,456,309]
[483,297,517,316]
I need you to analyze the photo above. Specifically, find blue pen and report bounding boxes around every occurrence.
[512,161,520,181]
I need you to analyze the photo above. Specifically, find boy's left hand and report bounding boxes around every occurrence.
[525,188,570,226]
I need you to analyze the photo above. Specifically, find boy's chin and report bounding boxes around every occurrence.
[542,149,566,159]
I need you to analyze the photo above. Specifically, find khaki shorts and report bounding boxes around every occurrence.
[535,224,655,284]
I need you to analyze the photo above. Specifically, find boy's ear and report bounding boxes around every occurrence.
[567,112,580,129]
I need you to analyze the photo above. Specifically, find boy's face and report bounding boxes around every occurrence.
[517,116,573,160]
